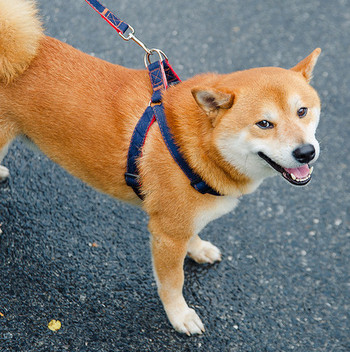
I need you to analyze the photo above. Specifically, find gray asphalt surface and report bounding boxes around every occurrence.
[0,0,349,351]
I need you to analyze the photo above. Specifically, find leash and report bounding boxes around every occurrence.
[85,0,222,199]
[84,0,156,56]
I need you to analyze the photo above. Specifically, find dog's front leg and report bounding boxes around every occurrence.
[149,218,205,336]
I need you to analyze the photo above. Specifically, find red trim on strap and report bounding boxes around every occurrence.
[84,0,124,34]
[164,59,181,83]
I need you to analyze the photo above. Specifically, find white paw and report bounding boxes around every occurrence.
[0,165,9,182]
[188,240,222,264]
[168,306,205,336]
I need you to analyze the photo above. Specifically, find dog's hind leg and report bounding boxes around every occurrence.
[0,143,10,181]
[0,119,18,182]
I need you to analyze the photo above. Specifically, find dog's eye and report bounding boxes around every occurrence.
[256,120,274,129]
[297,107,308,118]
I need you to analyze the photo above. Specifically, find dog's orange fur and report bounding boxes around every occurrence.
[0,0,321,335]
[1,37,152,203]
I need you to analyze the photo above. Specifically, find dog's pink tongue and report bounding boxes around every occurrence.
[285,164,310,178]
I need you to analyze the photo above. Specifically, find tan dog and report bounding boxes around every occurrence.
[0,0,321,335]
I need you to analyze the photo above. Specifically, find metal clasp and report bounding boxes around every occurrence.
[118,26,168,66]
[119,26,152,55]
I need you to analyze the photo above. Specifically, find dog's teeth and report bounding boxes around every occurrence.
[309,166,314,175]
[297,174,311,182]
[291,173,297,180]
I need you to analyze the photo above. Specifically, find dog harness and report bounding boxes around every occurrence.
[125,59,222,199]
[85,0,222,200]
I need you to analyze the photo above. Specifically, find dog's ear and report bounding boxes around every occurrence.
[191,88,234,119]
[291,48,321,83]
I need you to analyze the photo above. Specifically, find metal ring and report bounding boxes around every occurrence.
[144,49,168,68]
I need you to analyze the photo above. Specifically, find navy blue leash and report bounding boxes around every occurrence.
[85,0,222,199]
[84,0,153,54]
[84,0,129,36]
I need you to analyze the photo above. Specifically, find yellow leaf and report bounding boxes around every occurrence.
[0,312,4,317]
[48,319,61,331]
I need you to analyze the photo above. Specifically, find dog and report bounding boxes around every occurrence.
[0,0,321,335]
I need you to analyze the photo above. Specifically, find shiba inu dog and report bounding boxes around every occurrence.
[0,0,321,335]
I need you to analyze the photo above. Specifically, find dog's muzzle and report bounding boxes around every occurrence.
[258,148,315,186]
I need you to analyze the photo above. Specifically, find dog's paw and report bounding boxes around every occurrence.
[0,166,9,182]
[168,306,205,336]
[188,240,222,264]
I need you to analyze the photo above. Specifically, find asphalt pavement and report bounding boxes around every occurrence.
[0,0,349,351]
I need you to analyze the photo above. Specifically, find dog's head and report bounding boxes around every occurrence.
[192,49,321,186]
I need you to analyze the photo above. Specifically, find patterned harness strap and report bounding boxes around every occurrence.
[124,60,179,199]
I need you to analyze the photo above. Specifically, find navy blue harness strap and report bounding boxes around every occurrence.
[125,106,156,199]
[151,104,221,196]
[148,61,168,92]
[84,0,129,35]
[125,60,185,199]
[163,59,181,86]
[125,61,167,199]
[147,60,169,103]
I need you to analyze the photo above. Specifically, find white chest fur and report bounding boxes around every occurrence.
[193,196,239,235]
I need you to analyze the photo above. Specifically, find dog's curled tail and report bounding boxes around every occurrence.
[0,0,43,84]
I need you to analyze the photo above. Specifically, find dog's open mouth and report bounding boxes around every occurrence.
[258,152,313,186]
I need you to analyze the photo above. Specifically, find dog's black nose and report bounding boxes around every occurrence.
[293,144,316,164]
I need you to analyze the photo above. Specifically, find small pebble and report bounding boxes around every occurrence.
[3,332,13,339]
[334,219,342,226]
